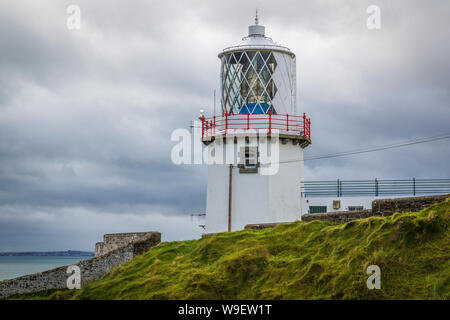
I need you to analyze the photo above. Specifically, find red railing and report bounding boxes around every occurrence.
[201,111,311,140]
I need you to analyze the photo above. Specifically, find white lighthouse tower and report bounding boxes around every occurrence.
[201,14,311,233]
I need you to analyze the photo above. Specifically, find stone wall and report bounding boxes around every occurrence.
[301,209,375,223]
[94,242,106,257]
[371,194,448,215]
[244,222,288,230]
[95,231,160,257]
[301,194,448,224]
[132,234,161,256]
[0,232,161,299]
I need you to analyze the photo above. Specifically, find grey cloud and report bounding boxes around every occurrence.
[0,0,449,250]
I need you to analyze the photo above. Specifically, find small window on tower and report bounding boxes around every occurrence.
[245,147,257,168]
[238,146,259,173]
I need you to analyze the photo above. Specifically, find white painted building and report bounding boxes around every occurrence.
[301,197,376,214]
[299,178,450,214]
[201,15,311,233]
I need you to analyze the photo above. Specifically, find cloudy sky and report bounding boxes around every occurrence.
[0,0,449,251]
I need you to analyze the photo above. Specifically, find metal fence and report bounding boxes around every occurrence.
[301,178,450,197]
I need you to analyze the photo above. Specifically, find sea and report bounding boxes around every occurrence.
[0,256,90,281]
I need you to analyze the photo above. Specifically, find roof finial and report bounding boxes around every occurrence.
[248,9,265,37]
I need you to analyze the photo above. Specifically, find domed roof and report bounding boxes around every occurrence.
[219,13,294,58]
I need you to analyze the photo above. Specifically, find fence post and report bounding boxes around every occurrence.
[337,179,340,197]
[413,177,416,196]
[286,114,289,132]
[375,178,379,196]
[269,109,272,134]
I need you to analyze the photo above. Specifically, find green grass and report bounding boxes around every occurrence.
[9,198,450,300]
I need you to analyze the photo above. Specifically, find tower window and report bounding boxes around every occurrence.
[238,146,259,173]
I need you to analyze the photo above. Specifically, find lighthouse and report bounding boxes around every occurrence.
[201,14,311,234]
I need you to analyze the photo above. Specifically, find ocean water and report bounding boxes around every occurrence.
[0,256,90,281]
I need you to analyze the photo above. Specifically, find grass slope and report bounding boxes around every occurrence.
[11,198,450,300]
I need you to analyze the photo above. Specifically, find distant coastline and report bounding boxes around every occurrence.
[0,250,94,257]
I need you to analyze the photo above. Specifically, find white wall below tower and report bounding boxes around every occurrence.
[205,163,229,233]
[205,137,304,234]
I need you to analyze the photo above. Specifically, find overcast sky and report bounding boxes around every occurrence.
[0,0,449,251]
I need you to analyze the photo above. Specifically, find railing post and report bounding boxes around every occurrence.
[375,178,379,196]
[247,113,249,130]
[201,114,205,138]
[269,109,272,134]
[286,114,289,132]
[303,112,306,137]
[225,110,228,135]
[413,177,416,196]
[308,119,311,139]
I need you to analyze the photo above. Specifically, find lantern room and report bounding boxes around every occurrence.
[201,14,310,140]
[219,14,296,116]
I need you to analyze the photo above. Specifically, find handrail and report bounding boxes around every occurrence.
[201,113,311,140]
[301,179,450,197]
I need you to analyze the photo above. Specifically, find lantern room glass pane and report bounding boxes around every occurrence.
[221,50,294,115]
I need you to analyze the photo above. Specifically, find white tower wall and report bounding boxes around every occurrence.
[205,138,304,234]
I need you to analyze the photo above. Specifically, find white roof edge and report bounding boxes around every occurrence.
[218,44,295,58]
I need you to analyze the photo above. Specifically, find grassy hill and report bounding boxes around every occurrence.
[11,198,450,300]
